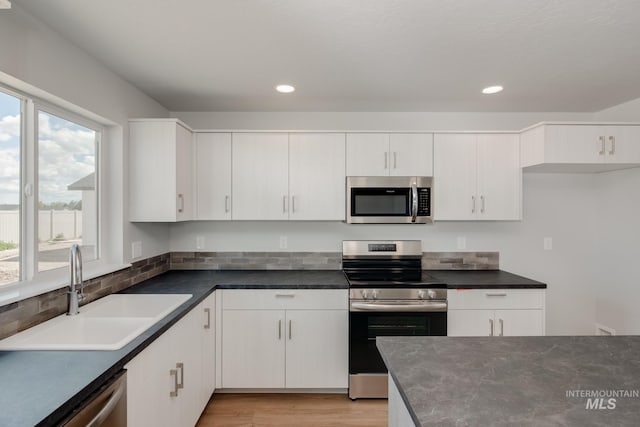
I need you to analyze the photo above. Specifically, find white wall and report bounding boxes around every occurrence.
[0,4,171,263]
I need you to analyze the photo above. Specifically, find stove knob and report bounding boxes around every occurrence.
[371,290,378,300]
[361,290,368,299]
[428,290,437,300]
[417,290,426,300]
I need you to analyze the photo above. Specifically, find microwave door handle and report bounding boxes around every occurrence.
[411,182,418,223]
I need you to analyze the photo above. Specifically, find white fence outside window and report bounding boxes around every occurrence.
[0,210,83,243]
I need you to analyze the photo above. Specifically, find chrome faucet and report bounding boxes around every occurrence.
[67,244,85,315]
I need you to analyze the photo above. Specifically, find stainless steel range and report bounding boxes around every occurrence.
[343,240,447,400]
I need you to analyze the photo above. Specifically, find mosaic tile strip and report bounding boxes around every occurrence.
[422,251,499,270]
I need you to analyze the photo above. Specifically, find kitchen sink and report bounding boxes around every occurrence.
[0,293,192,351]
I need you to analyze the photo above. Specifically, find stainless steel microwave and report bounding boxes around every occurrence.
[346,176,433,224]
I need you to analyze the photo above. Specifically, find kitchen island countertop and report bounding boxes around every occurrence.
[377,336,640,426]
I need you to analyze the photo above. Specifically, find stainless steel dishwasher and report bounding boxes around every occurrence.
[59,370,127,427]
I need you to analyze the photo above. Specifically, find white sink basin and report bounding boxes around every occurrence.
[0,293,192,351]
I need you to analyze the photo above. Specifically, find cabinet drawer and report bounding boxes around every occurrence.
[447,289,545,310]
[222,289,348,310]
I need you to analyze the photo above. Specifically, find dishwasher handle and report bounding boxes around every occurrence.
[86,384,125,427]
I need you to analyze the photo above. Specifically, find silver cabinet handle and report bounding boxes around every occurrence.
[480,195,485,213]
[289,319,292,340]
[499,318,504,337]
[176,362,184,390]
[282,195,288,213]
[486,292,507,297]
[170,368,179,397]
[489,318,494,337]
[393,152,397,169]
[609,136,616,155]
[278,319,282,339]
[275,293,295,298]
[599,136,606,155]
[177,194,184,213]
[224,195,230,213]
[472,196,476,214]
[292,195,296,213]
[204,307,211,329]
[384,152,388,169]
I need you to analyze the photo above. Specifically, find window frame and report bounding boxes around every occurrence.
[0,82,123,306]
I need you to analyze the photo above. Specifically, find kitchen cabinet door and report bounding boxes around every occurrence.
[544,125,603,164]
[199,293,216,412]
[170,306,203,427]
[604,125,640,163]
[285,309,348,388]
[221,309,286,388]
[389,133,433,176]
[495,309,544,337]
[126,332,176,427]
[433,134,477,220]
[289,133,346,220]
[129,119,193,222]
[477,134,521,220]
[346,133,390,176]
[194,133,232,220]
[447,310,495,337]
[232,133,289,220]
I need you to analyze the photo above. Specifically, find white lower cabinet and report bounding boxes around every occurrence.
[447,289,545,337]
[221,289,348,389]
[388,376,417,427]
[126,293,215,427]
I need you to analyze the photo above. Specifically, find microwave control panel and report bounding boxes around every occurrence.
[417,188,431,216]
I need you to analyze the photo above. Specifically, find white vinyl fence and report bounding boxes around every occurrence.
[0,210,83,243]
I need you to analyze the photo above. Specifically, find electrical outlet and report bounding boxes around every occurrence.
[196,235,205,250]
[131,241,142,259]
[457,236,466,250]
[279,236,288,249]
[543,237,553,251]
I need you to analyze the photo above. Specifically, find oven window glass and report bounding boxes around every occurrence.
[351,188,410,216]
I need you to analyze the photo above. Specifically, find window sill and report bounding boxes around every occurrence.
[0,262,132,308]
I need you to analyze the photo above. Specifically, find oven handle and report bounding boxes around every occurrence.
[350,301,447,312]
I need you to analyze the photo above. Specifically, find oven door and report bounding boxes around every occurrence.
[348,307,446,399]
[350,309,446,374]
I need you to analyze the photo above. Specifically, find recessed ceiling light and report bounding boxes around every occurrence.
[482,85,503,94]
[276,84,295,94]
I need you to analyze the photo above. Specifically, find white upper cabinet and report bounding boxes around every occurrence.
[346,133,433,176]
[289,133,346,221]
[232,133,289,220]
[434,133,521,221]
[194,133,232,220]
[520,124,640,172]
[129,119,193,222]
[230,132,346,221]
[389,133,434,176]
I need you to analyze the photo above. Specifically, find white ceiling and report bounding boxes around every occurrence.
[15,0,640,113]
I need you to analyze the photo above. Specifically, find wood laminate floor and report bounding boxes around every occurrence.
[196,393,388,427]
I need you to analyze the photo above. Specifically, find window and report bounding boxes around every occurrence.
[0,90,21,286]
[37,110,98,272]
[0,86,102,289]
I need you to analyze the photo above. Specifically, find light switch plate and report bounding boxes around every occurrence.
[196,235,205,249]
[543,237,553,251]
[457,236,466,250]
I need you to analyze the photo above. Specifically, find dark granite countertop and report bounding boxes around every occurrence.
[377,336,640,427]
[428,269,547,289]
[0,269,347,427]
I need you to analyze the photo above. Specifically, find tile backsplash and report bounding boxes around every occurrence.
[0,250,497,340]
[422,251,499,270]
[170,251,342,270]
